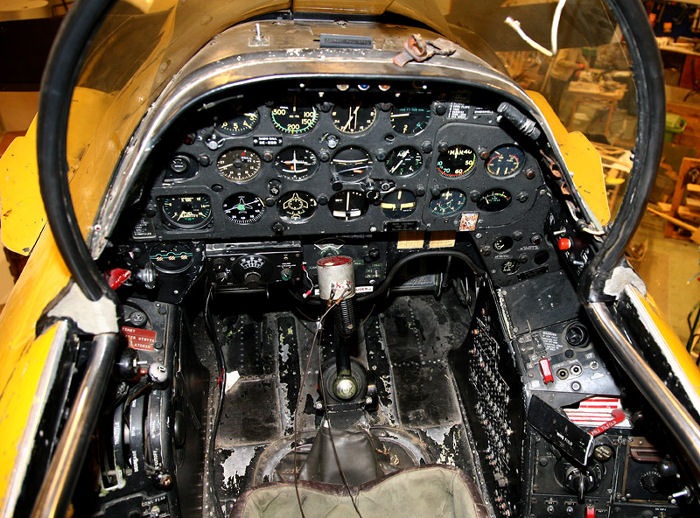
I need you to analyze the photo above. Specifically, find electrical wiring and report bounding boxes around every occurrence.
[504,0,568,57]
[292,301,336,518]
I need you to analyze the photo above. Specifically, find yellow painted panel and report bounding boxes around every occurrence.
[526,90,611,226]
[0,120,44,256]
[0,324,61,514]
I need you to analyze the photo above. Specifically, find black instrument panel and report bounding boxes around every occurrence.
[131,81,547,243]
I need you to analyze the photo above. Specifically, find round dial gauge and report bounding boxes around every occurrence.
[216,110,260,136]
[477,188,512,212]
[270,103,319,134]
[149,243,195,273]
[328,190,368,220]
[385,146,422,177]
[486,145,525,177]
[278,191,318,221]
[222,193,265,224]
[331,104,377,134]
[160,195,212,228]
[381,190,417,218]
[429,189,467,217]
[390,106,431,134]
[436,145,477,178]
[217,148,262,182]
[331,147,373,179]
[274,147,319,179]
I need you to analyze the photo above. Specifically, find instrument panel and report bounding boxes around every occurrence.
[130,81,547,244]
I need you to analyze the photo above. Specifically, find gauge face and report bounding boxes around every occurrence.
[270,103,319,134]
[501,260,520,274]
[216,110,260,136]
[390,106,431,134]
[222,193,265,224]
[160,195,212,228]
[381,190,417,218]
[429,189,467,217]
[477,188,512,212]
[278,191,318,221]
[328,190,368,220]
[149,243,195,273]
[486,145,525,177]
[217,148,262,182]
[436,145,477,178]
[331,147,373,179]
[274,147,318,179]
[165,154,198,181]
[331,104,377,134]
[385,146,422,177]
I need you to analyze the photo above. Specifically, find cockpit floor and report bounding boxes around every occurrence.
[208,292,484,513]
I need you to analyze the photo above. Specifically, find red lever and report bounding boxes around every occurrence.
[539,358,554,384]
[108,268,131,290]
[585,506,595,518]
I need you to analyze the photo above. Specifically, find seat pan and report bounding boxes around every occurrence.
[232,465,489,518]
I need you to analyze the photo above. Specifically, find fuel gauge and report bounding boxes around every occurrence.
[149,243,195,273]
[486,145,524,177]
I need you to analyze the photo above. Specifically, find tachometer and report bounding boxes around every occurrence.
[274,147,318,179]
[270,102,319,134]
[477,188,512,212]
[216,110,260,136]
[278,191,318,221]
[159,195,212,228]
[390,106,431,134]
[217,148,262,182]
[429,189,466,217]
[149,243,195,273]
[328,190,368,220]
[381,190,417,218]
[385,146,422,177]
[331,103,377,134]
[331,147,373,179]
[222,193,265,224]
[486,145,524,177]
[436,145,476,178]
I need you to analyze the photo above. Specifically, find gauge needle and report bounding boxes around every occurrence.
[390,157,405,174]
[342,106,359,132]
[345,193,350,213]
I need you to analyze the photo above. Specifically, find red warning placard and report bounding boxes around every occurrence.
[122,326,157,351]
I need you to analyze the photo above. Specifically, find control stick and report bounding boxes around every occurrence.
[317,256,359,400]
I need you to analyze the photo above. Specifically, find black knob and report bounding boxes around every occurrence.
[243,271,262,288]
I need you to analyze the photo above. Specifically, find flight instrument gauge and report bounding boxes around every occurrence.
[274,147,319,179]
[381,190,417,218]
[331,147,373,179]
[390,106,431,134]
[332,103,377,133]
[223,193,265,224]
[385,146,422,176]
[436,145,477,178]
[486,145,525,177]
[159,195,212,228]
[217,148,262,182]
[328,190,368,220]
[271,103,319,134]
[278,191,318,221]
[429,189,466,217]
[216,110,260,136]
[477,188,512,212]
[149,243,195,273]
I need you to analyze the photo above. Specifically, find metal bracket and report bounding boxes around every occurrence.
[392,34,457,67]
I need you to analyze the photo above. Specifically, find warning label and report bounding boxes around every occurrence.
[122,326,157,351]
